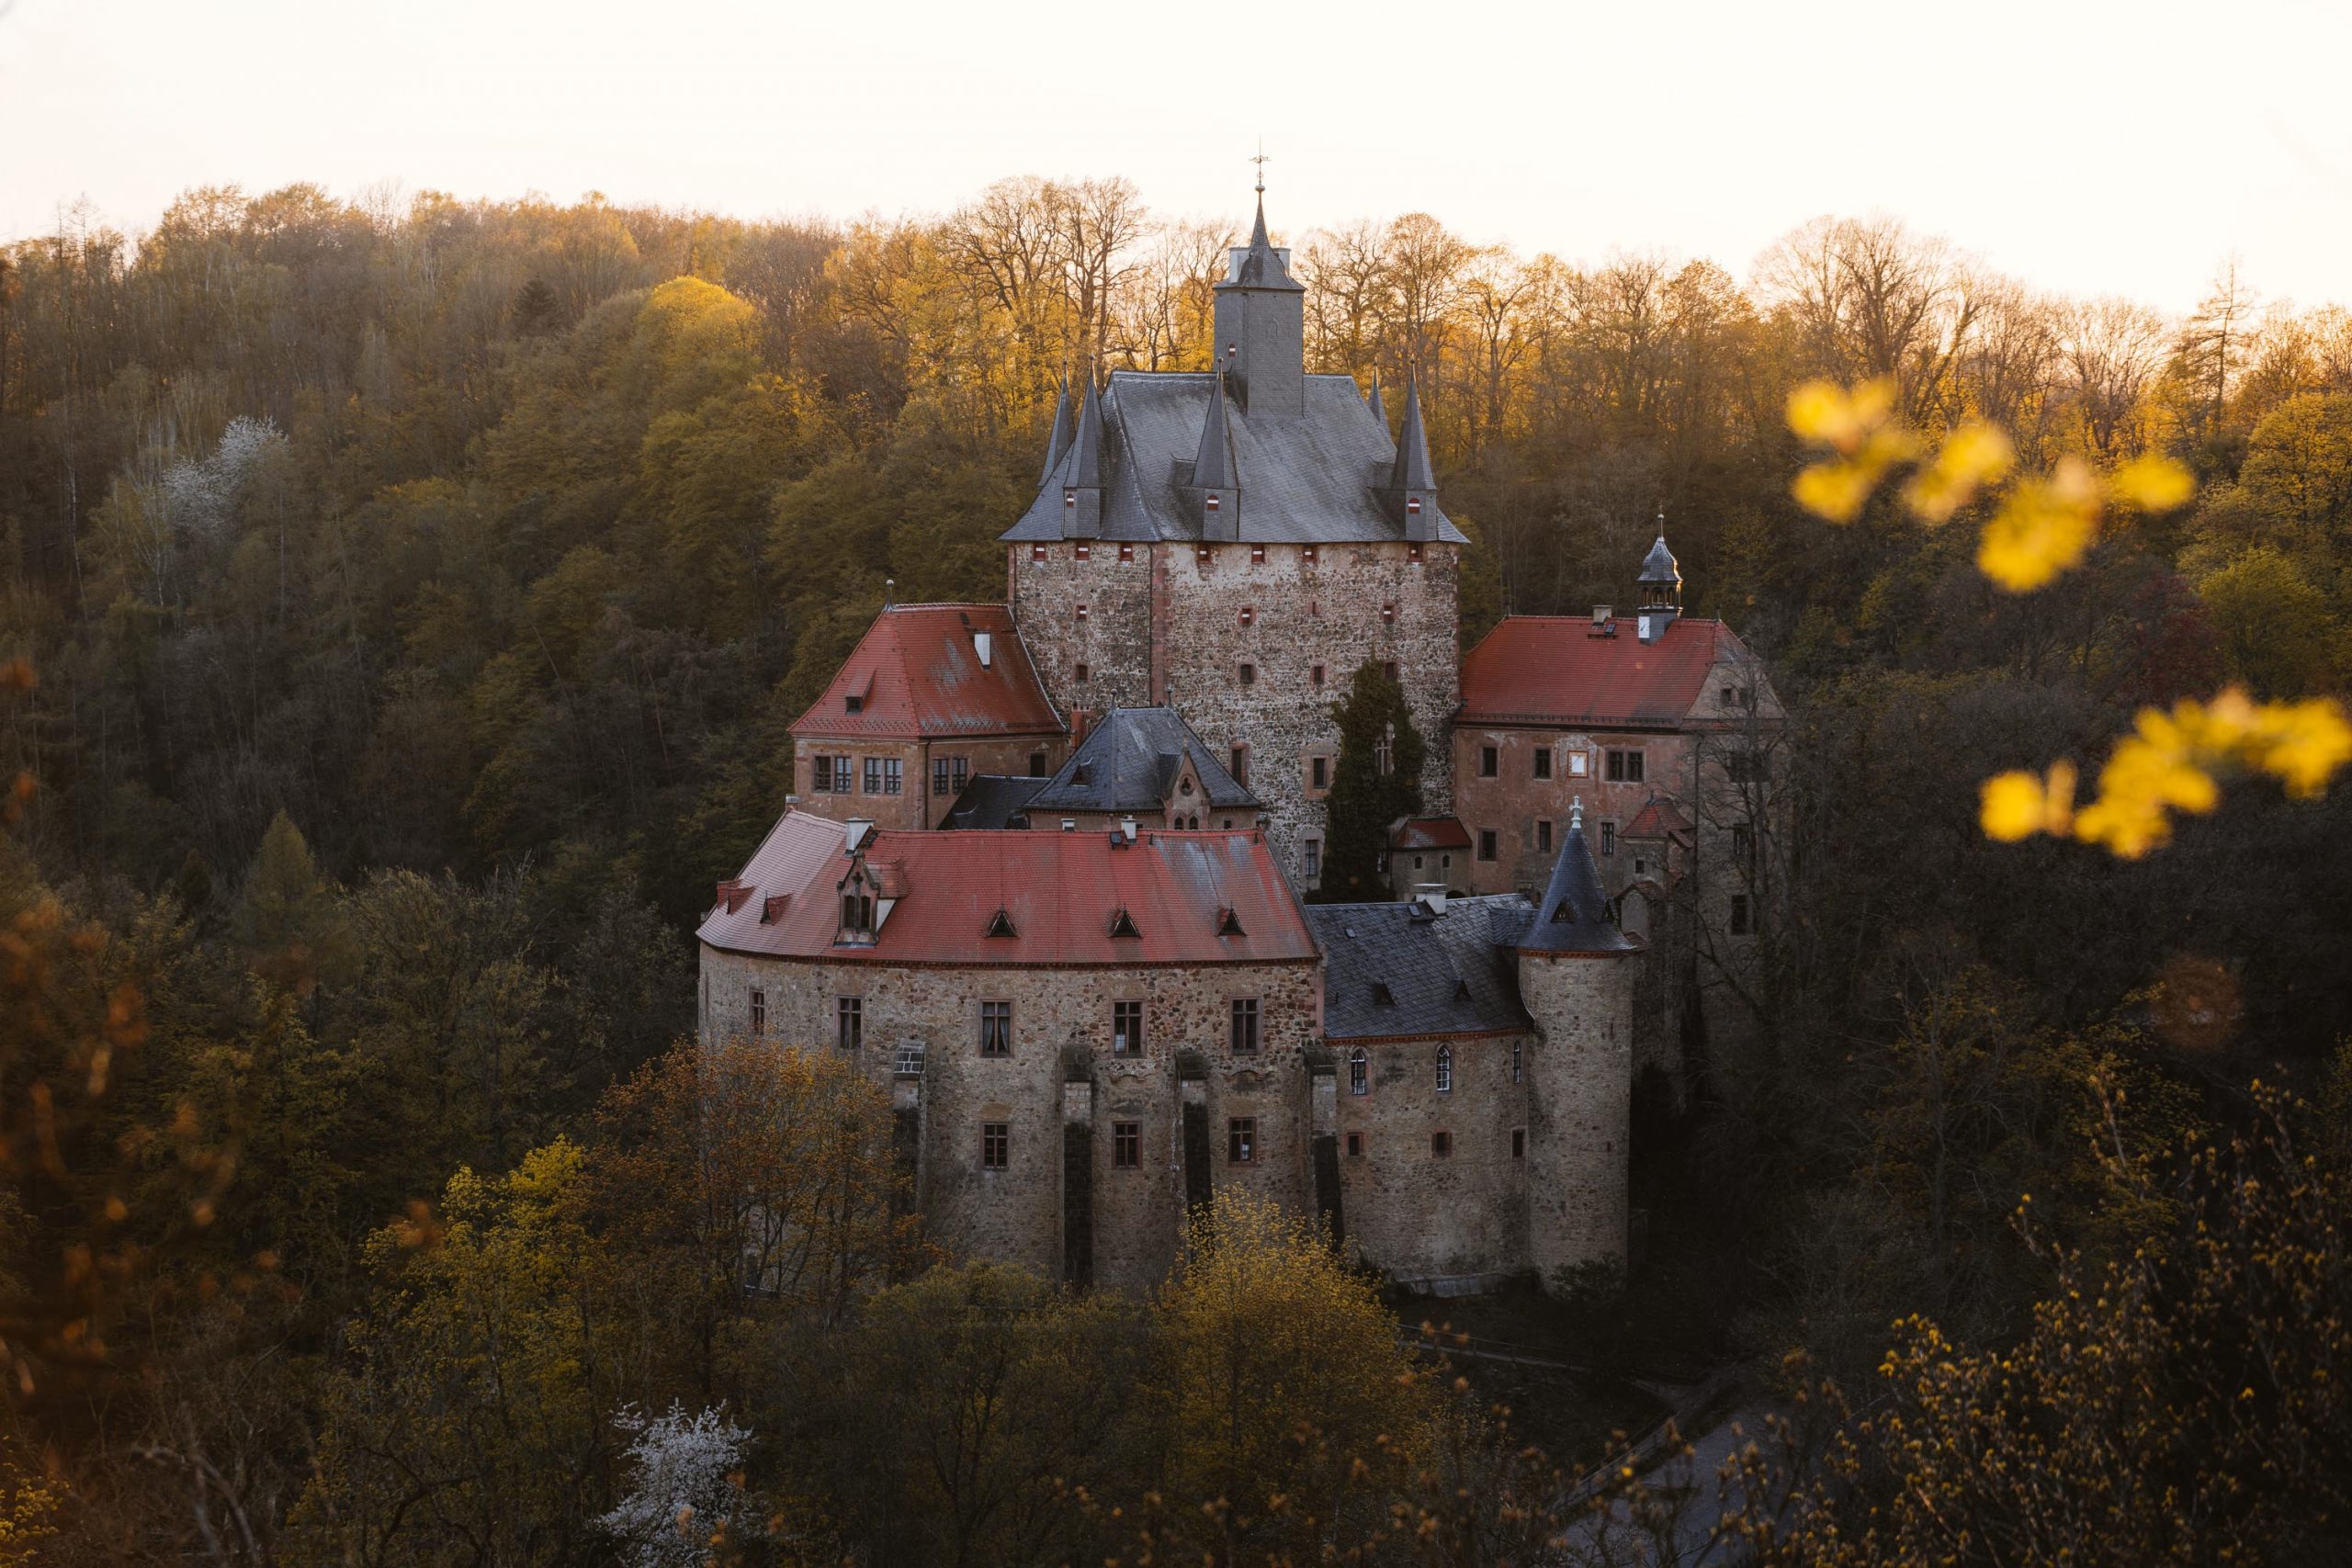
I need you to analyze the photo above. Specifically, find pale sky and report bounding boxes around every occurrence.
[4,0,2348,316]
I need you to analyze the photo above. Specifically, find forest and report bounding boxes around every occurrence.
[2,175,2350,1562]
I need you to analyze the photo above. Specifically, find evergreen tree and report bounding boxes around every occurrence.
[1318,660,1424,902]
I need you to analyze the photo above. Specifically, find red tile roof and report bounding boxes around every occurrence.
[1624,795,1694,840]
[698,821,1317,969]
[695,809,852,953]
[1390,817,1472,851]
[1457,615,1747,728]
[790,604,1063,741]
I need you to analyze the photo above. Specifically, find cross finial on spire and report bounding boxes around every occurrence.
[1251,139,1269,195]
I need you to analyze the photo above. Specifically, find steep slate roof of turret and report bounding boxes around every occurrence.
[1308,896,1535,1040]
[1193,369,1238,491]
[788,604,1064,740]
[1388,378,1436,491]
[1227,193,1305,291]
[701,826,1317,967]
[1515,819,1639,955]
[1002,371,1468,546]
[1039,378,1074,481]
[1366,377,1386,425]
[1023,706,1258,816]
[1639,535,1681,587]
[1456,615,1751,728]
[1068,375,1105,489]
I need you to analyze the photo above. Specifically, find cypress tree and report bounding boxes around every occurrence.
[1317,660,1424,902]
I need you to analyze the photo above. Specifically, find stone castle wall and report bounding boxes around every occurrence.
[1333,1032,1532,1285]
[1515,949,1635,1280]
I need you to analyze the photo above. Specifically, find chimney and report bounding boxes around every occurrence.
[974,631,992,667]
[844,818,873,852]
[1120,815,1138,841]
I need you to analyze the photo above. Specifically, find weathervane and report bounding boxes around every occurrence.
[1251,139,1270,195]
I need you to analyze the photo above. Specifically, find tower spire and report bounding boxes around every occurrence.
[1388,378,1435,491]
[1039,373,1074,483]
[1367,374,1387,427]
[1193,367,1236,491]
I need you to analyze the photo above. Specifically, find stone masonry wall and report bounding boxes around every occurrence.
[1010,541,1159,717]
[699,944,1318,1293]
[1334,1032,1533,1284]
[1516,950,1635,1283]
[1451,726,1696,899]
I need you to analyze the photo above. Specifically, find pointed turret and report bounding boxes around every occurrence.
[1367,376,1387,428]
[1213,187,1306,418]
[1057,371,1105,538]
[1635,522,1681,643]
[1517,800,1638,955]
[1039,377,1074,483]
[1386,378,1439,542]
[1193,368,1239,540]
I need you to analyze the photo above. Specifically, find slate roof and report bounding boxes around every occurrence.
[695,810,852,953]
[1457,615,1749,729]
[942,773,1047,830]
[1515,820,1640,955]
[1639,534,1682,588]
[702,826,1317,968]
[789,604,1064,741]
[1001,371,1468,546]
[1309,896,1536,1041]
[1023,706,1259,817]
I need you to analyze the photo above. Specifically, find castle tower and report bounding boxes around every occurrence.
[1635,525,1681,644]
[1211,190,1306,419]
[1510,800,1639,1288]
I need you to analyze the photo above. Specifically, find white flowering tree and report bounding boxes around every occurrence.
[597,1403,753,1568]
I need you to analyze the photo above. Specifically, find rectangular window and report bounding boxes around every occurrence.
[1536,819,1554,853]
[1408,543,1424,565]
[1310,664,1326,687]
[1477,829,1498,862]
[1606,749,1645,783]
[1113,1121,1140,1168]
[882,758,902,795]
[1074,541,1090,560]
[1302,837,1322,881]
[952,757,968,794]
[1480,746,1498,778]
[1430,1130,1453,1158]
[836,997,861,1051]
[813,755,835,792]
[1302,546,1317,565]
[933,758,953,796]
[1349,1051,1368,1095]
[1569,750,1589,777]
[1346,1131,1364,1158]
[1511,1127,1527,1160]
[1310,756,1329,790]
[1230,745,1249,784]
[863,756,882,794]
[1730,894,1753,935]
[979,999,1012,1055]
[1113,999,1145,1055]
[1533,748,1553,779]
[981,1122,1009,1170]
[1601,821,1617,856]
[1250,544,1266,564]
[1028,751,1048,777]
[1382,660,1400,682]
[1228,1117,1256,1163]
[1118,542,1135,562]
[1229,998,1261,1055]
[1031,544,1046,563]
[1733,824,1756,863]
[748,987,766,1037]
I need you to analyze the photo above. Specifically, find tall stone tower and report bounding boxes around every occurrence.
[1510,803,1639,1289]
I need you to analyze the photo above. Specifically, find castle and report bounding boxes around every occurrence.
[699,189,1782,1295]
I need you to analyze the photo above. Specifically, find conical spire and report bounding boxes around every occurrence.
[1388,378,1435,492]
[1367,376,1387,427]
[1069,371,1104,490]
[1039,376,1074,482]
[1249,189,1272,251]
[1516,800,1639,955]
[1194,368,1237,491]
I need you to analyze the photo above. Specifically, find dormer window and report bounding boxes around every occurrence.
[1216,908,1246,937]
[838,890,876,942]
[1407,498,1423,517]
[986,908,1018,938]
[1108,908,1141,939]
[1551,900,1575,924]
[1063,490,1077,511]
[844,694,862,714]
[1372,981,1396,1007]
[1204,494,1220,513]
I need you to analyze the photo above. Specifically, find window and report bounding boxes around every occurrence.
[1533,748,1553,779]
[839,892,874,937]
[1569,750,1589,777]
[979,1000,1012,1056]
[1477,829,1498,862]
[1228,1117,1256,1163]
[933,758,953,796]
[1435,1045,1453,1094]
[1601,822,1616,856]
[1238,662,1256,686]
[748,987,766,1037]
[1730,894,1753,935]
[1113,998,1145,1055]
[1031,544,1046,562]
[1250,545,1266,564]
[881,758,902,795]
[1074,541,1090,560]
[836,997,862,1051]
[1722,684,1736,706]
[1346,1131,1364,1157]
[1349,1048,1368,1096]
[1430,1130,1453,1158]
[1511,1127,1527,1160]
[1113,1121,1140,1168]
[1733,823,1756,864]
[1229,745,1249,784]
[1301,836,1322,882]
[1536,819,1554,853]
[1028,751,1048,777]
[1374,728,1395,776]
[863,756,881,794]
[1195,545,1212,563]
[1229,998,1261,1055]
[981,1122,1009,1170]
[813,754,835,792]
[1302,545,1317,565]
[1311,663,1326,687]
[1238,604,1255,626]
[1383,660,1400,682]
[1511,1041,1523,1084]
[1606,748,1645,783]
[1381,603,1396,625]
[1408,542,1424,565]
[1310,756,1329,790]
[1075,662,1090,683]
[1480,746,1498,778]
[1118,542,1135,562]
[844,693,862,714]
[1075,603,1088,621]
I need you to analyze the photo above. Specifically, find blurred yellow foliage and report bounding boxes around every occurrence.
[1905,421,2015,524]
[1982,690,2352,857]
[1787,378,1920,524]
[1977,457,2101,591]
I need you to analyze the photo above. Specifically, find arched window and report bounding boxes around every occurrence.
[1349,1048,1368,1096]
[1435,1045,1453,1095]
[1511,1041,1523,1084]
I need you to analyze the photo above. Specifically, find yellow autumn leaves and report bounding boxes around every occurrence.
[1787,379,2351,857]
[1786,378,2195,591]
[1982,690,2352,858]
